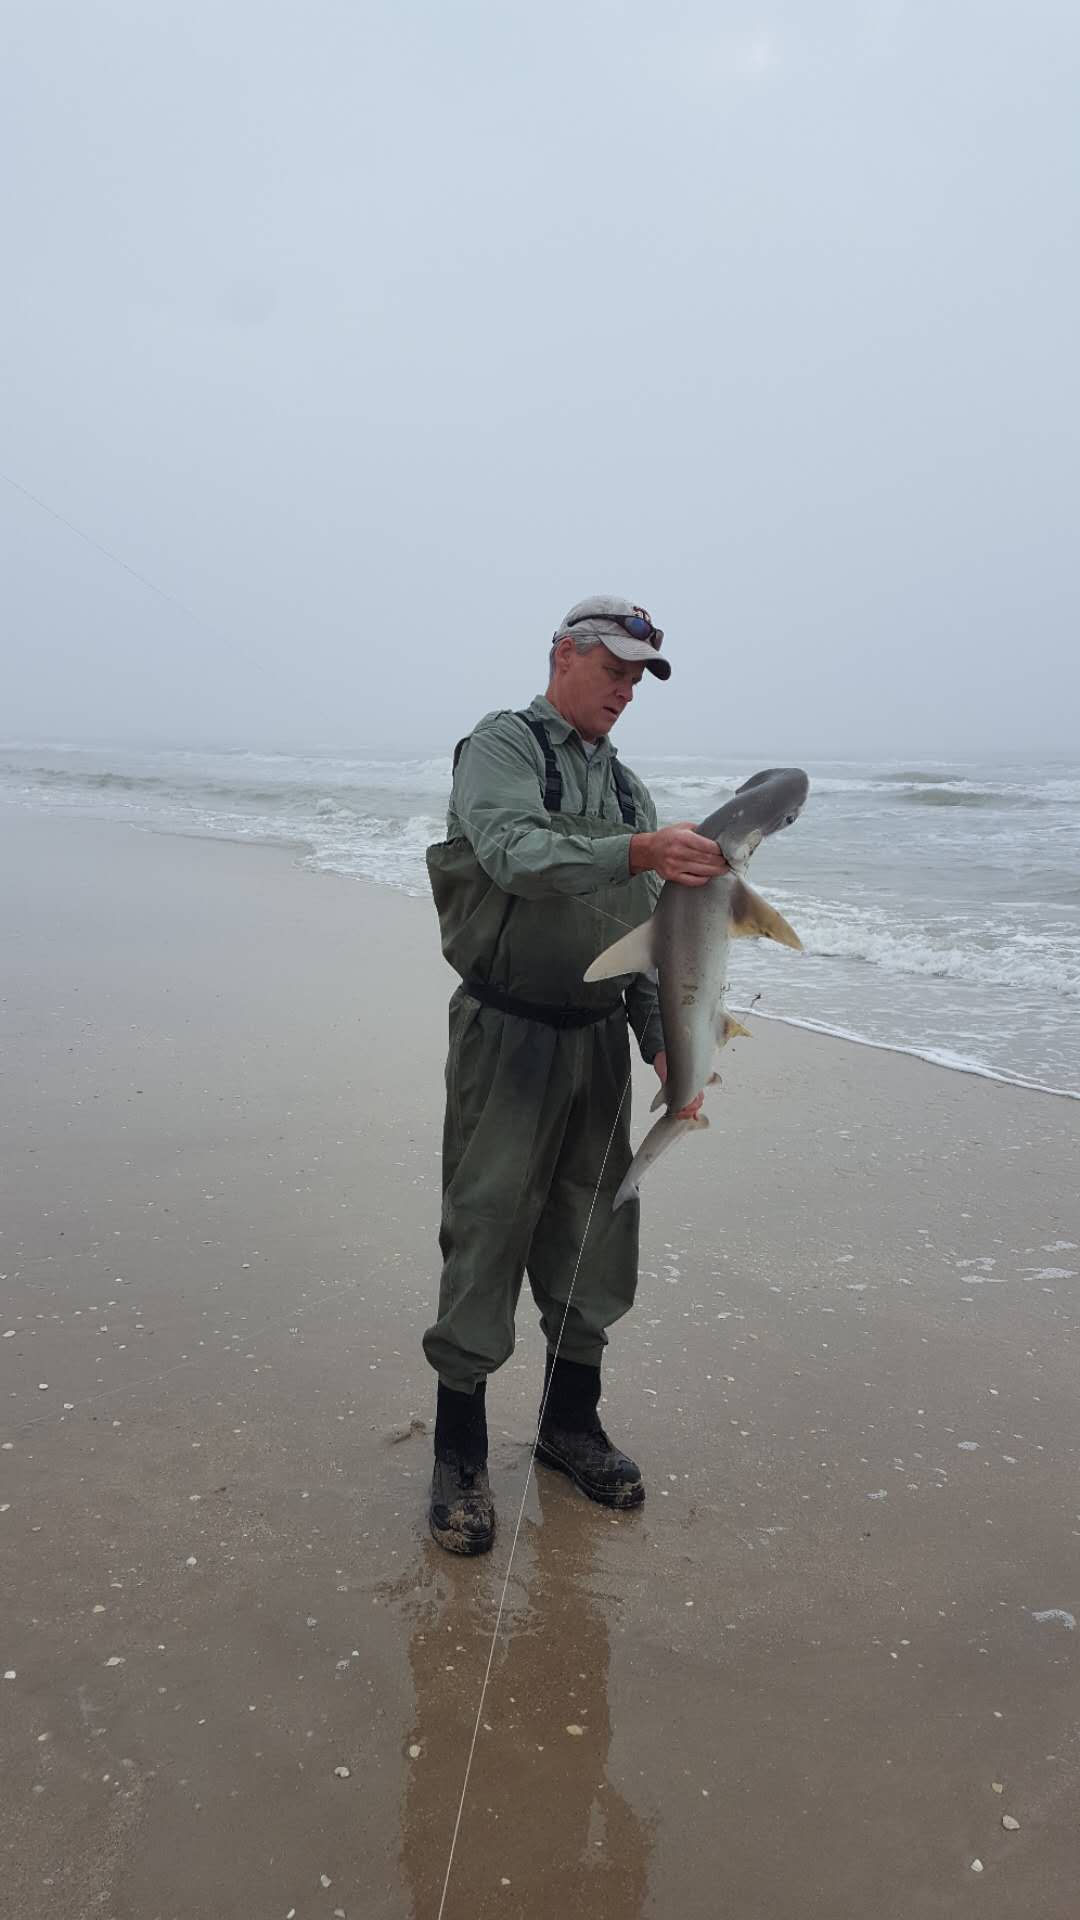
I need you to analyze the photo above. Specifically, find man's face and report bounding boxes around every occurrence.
[550,639,647,741]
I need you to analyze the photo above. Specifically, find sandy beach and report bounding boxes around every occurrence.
[2,810,1079,1920]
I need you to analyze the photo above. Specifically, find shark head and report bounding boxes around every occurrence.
[698,767,810,869]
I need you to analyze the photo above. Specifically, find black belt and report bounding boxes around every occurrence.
[463,977,623,1030]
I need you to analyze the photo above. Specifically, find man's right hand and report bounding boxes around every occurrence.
[630,825,730,887]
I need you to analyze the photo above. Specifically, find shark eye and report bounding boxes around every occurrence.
[783,811,799,826]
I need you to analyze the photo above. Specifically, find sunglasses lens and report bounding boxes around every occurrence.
[564,609,662,648]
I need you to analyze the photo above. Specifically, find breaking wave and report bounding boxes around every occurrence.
[28,767,175,794]
[4,739,1079,1092]
[787,908,1080,999]
[873,768,957,783]
[736,1007,1080,1102]
[902,786,1026,808]
[11,762,451,811]
[646,769,1059,806]
[301,811,444,893]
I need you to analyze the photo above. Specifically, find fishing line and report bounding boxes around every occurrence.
[6,462,664,1907]
[0,468,245,652]
[3,466,664,894]
[435,1066,632,1920]
[433,778,663,1916]
[5,468,659,946]
[578,894,639,934]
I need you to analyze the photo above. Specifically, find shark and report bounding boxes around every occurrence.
[584,767,810,1210]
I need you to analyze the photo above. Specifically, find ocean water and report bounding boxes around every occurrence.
[3,741,1078,1098]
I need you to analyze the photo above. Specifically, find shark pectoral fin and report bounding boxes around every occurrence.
[707,1072,721,1087]
[728,879,802,950]
[690,1112,710,1129]
[715,1012,752,1045]
[649,1085,668,1113]
[583,916,656,983]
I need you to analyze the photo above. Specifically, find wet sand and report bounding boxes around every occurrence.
[2,810,1079,1920]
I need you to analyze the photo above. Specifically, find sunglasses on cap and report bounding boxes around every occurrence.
[566,607,664,651]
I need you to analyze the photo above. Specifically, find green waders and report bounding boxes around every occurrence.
[424,805,656,1394]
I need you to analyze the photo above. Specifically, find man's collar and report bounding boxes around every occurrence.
[527,693,613,753]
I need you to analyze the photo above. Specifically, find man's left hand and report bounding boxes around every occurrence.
[653,1051,705,1120]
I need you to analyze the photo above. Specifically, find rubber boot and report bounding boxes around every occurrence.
[428,1380,495,1555]
[536,1353,644,1509]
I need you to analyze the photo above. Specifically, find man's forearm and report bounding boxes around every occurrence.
[469,816,632,898]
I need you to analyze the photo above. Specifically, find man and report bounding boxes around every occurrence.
[423,595,727,1554]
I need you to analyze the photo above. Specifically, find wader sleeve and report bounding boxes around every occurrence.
[625,975,664,1064]
[622,789,664,1063]
[453,723,633,899]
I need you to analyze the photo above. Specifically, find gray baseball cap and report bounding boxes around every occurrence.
[553,594,671,681]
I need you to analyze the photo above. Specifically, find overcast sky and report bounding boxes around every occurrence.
[2,1,1077,759]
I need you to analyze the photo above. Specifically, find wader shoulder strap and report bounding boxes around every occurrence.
[516,712,638,825]
[451,718,563,813]
[456,713,633,824]
[516,713,563,813]
[610,756,638,828]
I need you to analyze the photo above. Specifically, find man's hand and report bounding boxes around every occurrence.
[630,824,730,887]
[653,1051,705,1120]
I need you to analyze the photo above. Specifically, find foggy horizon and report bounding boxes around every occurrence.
[4,2,1078,763]
[3,710,1079,766]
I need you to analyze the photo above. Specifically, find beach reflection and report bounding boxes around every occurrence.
[398,1467,652,1919]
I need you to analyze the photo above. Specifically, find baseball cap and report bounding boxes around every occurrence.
[552,594,671,681]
